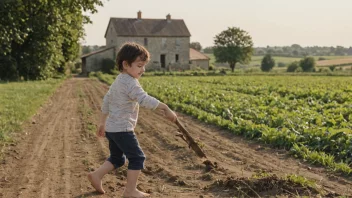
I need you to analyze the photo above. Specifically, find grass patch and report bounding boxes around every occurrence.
[0,79,63,148]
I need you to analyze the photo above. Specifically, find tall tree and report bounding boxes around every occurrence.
[213,27,253,72]
[0,0,103,80]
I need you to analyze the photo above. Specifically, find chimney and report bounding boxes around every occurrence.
[137,11,142,19]
[166,14,171,22]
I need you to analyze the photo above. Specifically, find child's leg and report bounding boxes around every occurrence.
[116,132,149,197]
[123,170,150,197]
[88,161,114,194]
[88,132,125,194]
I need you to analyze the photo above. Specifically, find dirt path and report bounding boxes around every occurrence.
[0,78,351,198]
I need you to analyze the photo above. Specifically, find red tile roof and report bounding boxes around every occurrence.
[190,48,210,60]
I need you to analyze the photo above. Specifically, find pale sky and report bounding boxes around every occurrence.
[83,0,352,48]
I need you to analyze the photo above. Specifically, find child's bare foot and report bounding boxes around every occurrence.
[87,172,105,194]
[123,189,150,198]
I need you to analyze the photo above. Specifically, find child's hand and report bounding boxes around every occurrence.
[165,108,177,123]
[156,102,177,123]
[97,125,105,137]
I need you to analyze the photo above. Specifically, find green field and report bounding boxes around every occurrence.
[206,54,352,68]
[0,79,62,145]
[138,75,352,174]
[93,73,352,174]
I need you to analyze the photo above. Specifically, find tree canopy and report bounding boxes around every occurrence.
[0,0,103,80]
[190,42,202,51]
[213,27,253,72]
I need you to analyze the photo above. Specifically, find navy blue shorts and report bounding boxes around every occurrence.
[105,132,146,170]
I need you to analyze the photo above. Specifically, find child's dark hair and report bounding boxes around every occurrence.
[116,42,150,71]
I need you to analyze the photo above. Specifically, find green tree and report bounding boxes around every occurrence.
[299,57,316,72]
[261,54,275,72]
[0,0,103,80]
[213,27,253,72]
[287,61,299,72]
[190,42,202,51]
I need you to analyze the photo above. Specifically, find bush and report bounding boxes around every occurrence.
[70,63,82,74]
[318,57,327,61]
[56,61,69,74]
[261,54,275,72]
[277,62,286,67]
[295,67,303,72]
[209,64,214,70]
[101,58,116,74]
[0,56,18,81]
[70,62,82,74]
[287,61,299,72]
[75,62,82,69]
[299,57,316,72]
[329,66,336,71]
[220,69,227,75]
[319,68,331,73]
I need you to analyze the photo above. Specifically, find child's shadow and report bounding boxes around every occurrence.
[74,191,103,197]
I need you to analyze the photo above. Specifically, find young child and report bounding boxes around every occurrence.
[88,42,177,198]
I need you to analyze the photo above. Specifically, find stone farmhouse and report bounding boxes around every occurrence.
[81,11,209,74]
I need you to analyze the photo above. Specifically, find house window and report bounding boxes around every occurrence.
[162,38,166,48]
[175,54,179,62]
[176,38,180,46]
[144,38,148,46]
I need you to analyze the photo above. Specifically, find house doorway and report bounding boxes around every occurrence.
[160,54,166,68]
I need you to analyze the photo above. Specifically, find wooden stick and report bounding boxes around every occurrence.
[175,119,207,159]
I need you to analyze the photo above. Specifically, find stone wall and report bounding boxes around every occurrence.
[109,36,190,71]
[105,22,117,47]
[190,59,209,70]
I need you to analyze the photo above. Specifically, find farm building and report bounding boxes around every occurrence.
[82,11,211,74]
[81,47,116,74]
[189,48,210,70]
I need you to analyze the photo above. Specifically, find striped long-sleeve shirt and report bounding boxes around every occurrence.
[101,73,160,132]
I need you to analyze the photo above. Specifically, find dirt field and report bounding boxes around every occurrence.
[0,78,351,198]
[317,58,352,67]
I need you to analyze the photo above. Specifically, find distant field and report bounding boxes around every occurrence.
[316,58,352,67]
[205,54,352,68]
